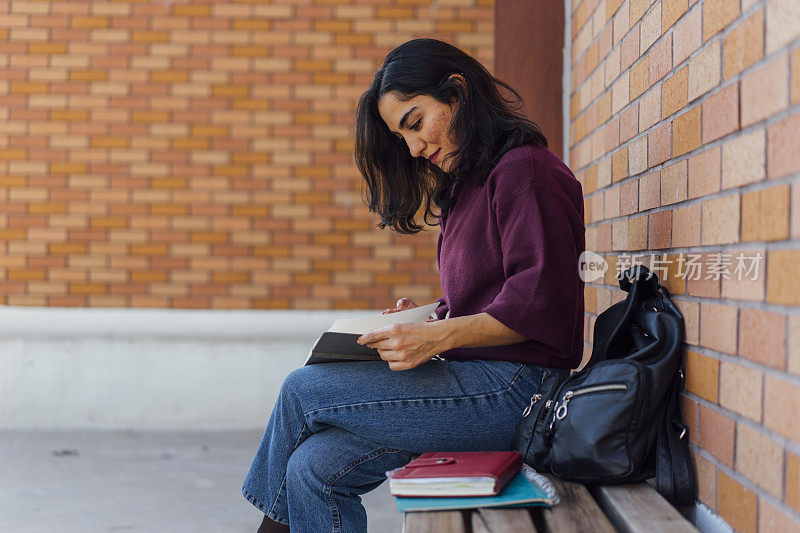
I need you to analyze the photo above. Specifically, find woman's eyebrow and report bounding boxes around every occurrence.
[391,106,418,134]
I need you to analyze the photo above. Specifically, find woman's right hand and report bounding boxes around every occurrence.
[382,298,419,314]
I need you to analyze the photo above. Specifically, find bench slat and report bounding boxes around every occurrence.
[539,475,616,533]
[403,510,467,533]
[471,508,536,533]
[591,484,698,533]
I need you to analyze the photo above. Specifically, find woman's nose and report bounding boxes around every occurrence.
[409,138,426,158]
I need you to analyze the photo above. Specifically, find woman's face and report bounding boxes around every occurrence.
[377,90,459,172]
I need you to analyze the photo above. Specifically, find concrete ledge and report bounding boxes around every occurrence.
[0,306,381,430]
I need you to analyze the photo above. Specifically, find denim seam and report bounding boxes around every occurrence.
[266,421,312,520]
[322,447,404,533]
[303,364,528,418]
[241,488,289,525]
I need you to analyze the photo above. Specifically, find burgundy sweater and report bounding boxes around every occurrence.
[435,144,585,369]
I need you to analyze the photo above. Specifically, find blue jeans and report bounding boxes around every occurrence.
[242,358,546,533]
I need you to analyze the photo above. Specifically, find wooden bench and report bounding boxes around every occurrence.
[403,475,698,533]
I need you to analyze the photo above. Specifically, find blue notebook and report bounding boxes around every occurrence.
[395,467,556,512]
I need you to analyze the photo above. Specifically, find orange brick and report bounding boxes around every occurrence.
[630,57,649,99]
[612,148,628,183]
[742,184,789,242]
[767,249,800,306]
[628,216,648,250]
[662,0,688,30]
[671,204,701,247]
[736,423,783,497]
[672,106,701,156]
[764,374,800,442]
[741,54,789,127]
[721,249,766,301]
[685,349,719,402]
[717,471,757,533]
[788,452,800,513]
[680,396,698,445]
[69,283,108,295]
[703,0,740,41]
[767,112,800,179]
[29,42,67,55]
[723,9,764,79]
[698,404,735,467]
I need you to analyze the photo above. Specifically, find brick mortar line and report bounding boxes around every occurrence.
[690,441,800,526]
[578,95,800,205]
[684,343,800,397]
[571,0,676,93]
[569,6,799,161]
[571,33,800,165]
[570,0,767,116]
[579,280,800,316]
[581,155,799,217]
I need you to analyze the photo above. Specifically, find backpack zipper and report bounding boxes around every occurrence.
[548,383,628,432]
[522,394,542,417]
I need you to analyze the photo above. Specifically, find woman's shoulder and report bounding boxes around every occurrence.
[485,144,578,198]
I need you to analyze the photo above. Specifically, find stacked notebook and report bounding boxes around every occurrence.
[385,451,556,512]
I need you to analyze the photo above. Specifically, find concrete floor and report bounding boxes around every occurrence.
[0,430,404,533]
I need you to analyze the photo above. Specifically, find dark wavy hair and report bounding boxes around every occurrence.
[355,38,548,234]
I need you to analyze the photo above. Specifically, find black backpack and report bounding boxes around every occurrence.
[511,265,696,506]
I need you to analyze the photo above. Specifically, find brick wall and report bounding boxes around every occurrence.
[568,0,800,530]
[0,0,492,310]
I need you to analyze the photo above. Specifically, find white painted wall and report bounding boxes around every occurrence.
[0,306,376,430]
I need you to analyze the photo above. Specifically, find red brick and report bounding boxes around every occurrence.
[649,34,672,85]
[700,302,737,354]
[760,501,799,533]
[739,308,787,369]
[741,54,789,127]
[620,179,638,215]
[767,111,800,179]
[648,209,671,248]
[671,204,700,246]
[648,122,671,166]
[698,404,735,467]
[688,147,721,199]
[674,8,702,65]
[639,171,660,211]
[702,82,739,142]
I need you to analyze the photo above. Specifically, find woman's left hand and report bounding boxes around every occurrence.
[357,321,447,371]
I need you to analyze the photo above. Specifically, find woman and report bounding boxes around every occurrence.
[243,38,585,533]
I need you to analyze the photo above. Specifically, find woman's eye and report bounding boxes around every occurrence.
[411,120,421,131]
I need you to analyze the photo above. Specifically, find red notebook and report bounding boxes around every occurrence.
[385,451,522,497]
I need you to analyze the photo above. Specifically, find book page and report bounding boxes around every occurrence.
[328,302,440,334]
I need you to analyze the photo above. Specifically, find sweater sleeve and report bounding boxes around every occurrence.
[480,175,583,355]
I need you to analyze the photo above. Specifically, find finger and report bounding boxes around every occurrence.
[357,326,393,345]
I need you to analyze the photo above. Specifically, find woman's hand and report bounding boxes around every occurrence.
[381,297,419,314]
[357,321,447,371]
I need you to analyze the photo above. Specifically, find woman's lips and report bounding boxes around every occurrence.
[429,149,440,163]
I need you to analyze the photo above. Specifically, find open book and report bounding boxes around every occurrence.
[304,302,440,365]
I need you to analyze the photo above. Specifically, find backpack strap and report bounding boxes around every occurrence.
[656,371,696,507]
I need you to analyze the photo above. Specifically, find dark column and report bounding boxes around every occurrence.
[495,0,565,160]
